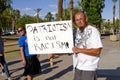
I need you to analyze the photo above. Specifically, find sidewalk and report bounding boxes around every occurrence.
[0,36,120,80]
[97,36,120,80]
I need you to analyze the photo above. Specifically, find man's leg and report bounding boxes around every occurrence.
[81,70,97,80]
[3,62,11,78]
[74,68,82,80]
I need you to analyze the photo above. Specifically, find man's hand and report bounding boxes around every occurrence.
[72,46,80,54]
[22,60,26,66]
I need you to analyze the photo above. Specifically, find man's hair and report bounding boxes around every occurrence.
[73,10,87,24]
[75,11,86,17]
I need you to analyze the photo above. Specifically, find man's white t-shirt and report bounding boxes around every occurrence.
[73,25,103,71]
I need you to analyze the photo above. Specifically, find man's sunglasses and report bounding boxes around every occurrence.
[18,29,23,33]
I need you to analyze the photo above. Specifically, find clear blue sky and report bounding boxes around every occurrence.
[12,0,119,20]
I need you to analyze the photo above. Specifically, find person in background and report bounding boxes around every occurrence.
[17,27,41,80]
[72,11,103,80]
[0,28,13,80]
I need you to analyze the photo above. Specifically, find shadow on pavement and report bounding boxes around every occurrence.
[40,58,50,63]
[97,67,120,80]
[4,56,69,80]
[41,59,62,70]
[7,59,21,66]
[45,65,73,80]
[5,49,19,53]
[10,67,24,75]
[42,66,59,74]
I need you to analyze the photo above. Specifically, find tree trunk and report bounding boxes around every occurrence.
[113,5,115,25]
[112,0,117,34]
[12,18,15,32]
[58,0,63,21]
[70,0,73,21]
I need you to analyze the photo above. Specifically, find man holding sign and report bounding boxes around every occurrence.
[72,11,103,80]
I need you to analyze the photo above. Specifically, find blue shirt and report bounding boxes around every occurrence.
[18,35,35,56]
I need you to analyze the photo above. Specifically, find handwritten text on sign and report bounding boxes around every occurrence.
[26,20,73,54]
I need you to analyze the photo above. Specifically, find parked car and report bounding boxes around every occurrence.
[10,31,15,35]
[2,31,11,36]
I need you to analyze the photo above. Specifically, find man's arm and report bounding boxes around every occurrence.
[72,46,102,56]
[19,47,26,66]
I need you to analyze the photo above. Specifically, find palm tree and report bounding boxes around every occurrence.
[112,0,118,34]
[58,0,63,20]
[112,0,117,25]
[0,0,12,14]
[0,0,12,29]
[35,8,41,22]
[110,0,118,41]
[70,0,73,22]
[10,9,20,31]
[45,12,53,21]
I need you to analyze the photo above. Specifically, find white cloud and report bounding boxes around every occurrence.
[33,13,37,16]
[49,4,57,8]
[22,7,32,12]
[51,11,57,15]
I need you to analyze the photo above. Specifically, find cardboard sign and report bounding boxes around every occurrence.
[26,20,73,54]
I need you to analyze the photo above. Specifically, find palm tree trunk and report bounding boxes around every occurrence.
[70,0,73,21]
[113,5,115,26]
[112,0,117,35]
[11,13,15,32]
[58,0,63,21]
